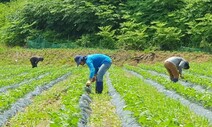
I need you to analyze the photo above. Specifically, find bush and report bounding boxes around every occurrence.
[150,21,184,50]
[117,21,149,50]
[96,26,116,49]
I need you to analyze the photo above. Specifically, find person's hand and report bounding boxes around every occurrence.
[91,76,96,82]
[86,80,91,86]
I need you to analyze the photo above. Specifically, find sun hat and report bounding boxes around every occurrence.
[74,55,84,66]
[184,61,190,69]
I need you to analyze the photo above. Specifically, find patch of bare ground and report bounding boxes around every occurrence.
[112,50,211,66]
[0,48,211,66]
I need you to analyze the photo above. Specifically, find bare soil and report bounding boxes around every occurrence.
[0,48,211,66]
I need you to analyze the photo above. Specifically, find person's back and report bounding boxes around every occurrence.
[165,57,183,65]
[86,54,112,69]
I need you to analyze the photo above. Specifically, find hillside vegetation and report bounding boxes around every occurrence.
[0,0,211,52]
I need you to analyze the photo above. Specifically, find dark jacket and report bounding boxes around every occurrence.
[30,56,44,68]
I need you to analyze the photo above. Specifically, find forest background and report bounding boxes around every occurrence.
[0,0,211,52]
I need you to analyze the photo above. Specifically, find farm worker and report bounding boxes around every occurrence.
[30,56,44,68]
[74,54,112,94]
[164,56,189,82]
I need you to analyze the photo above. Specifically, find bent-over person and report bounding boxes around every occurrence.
[164,56,189,82]
[74,54,112,94]
[30,56,44,68]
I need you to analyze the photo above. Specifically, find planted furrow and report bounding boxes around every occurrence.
[188,63,212,77]
[186,73,212,82]
[126,69,212,124]
[5,67,84,127]
[0,66,30,77]
[125,65,212,110]
[137,64,212,89]
[0,72,71,127]
[106,72,141,127]
[0,67,54,88]
[0,73,49,93]
[145,69,212,93]
[109,66,211,126]
[0,68,71,112]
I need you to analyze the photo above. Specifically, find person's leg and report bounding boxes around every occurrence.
[164,62,174,80]
[169,63,179,82]
[96,63,111,93]
[30,60,37,68]
[170,66,179,82]
[164,61,179,82]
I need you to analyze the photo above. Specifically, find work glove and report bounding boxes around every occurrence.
[86,80,91,86]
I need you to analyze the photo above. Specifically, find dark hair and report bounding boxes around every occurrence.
[184,62,189,69]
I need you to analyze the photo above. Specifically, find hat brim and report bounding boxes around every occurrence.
[77,56,83,66]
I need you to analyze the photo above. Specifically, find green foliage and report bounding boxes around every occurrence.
[0,0,211,52]
[0,3,7,27]
[0,0,10,2]
[75,34,94,48]
[0,19,34,46]
[96,26,116,49]
[126,0,185,24]
[117,21,149,50]
[187,13,212,52]
[150,21,184,50]
[95,3,121,28]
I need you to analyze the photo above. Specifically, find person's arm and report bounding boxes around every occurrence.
[178,67,183,76]
[178,60,185,78]
[86,61,95,86]
[35,60,39,64]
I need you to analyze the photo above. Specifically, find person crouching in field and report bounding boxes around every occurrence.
[74,54,112,94]
[30,56,44,68]
[164,56,190,82]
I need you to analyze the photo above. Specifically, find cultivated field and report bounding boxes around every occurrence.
[0,48,211,127]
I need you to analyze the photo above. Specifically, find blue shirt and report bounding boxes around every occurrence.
[86,54,112,79]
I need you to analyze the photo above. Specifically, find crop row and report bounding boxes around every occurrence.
[189,62,212,77]
[109,66,210,126]
[136,62,212,77]
[0,65,32,79]
[0,66,72,113]
[0,67,54,88]
[125,65,212,110]
[136,63,212,89]
[2,67,89,127]
[1,65,211,126]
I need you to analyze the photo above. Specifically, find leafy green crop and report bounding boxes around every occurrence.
[109,66,210,126]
